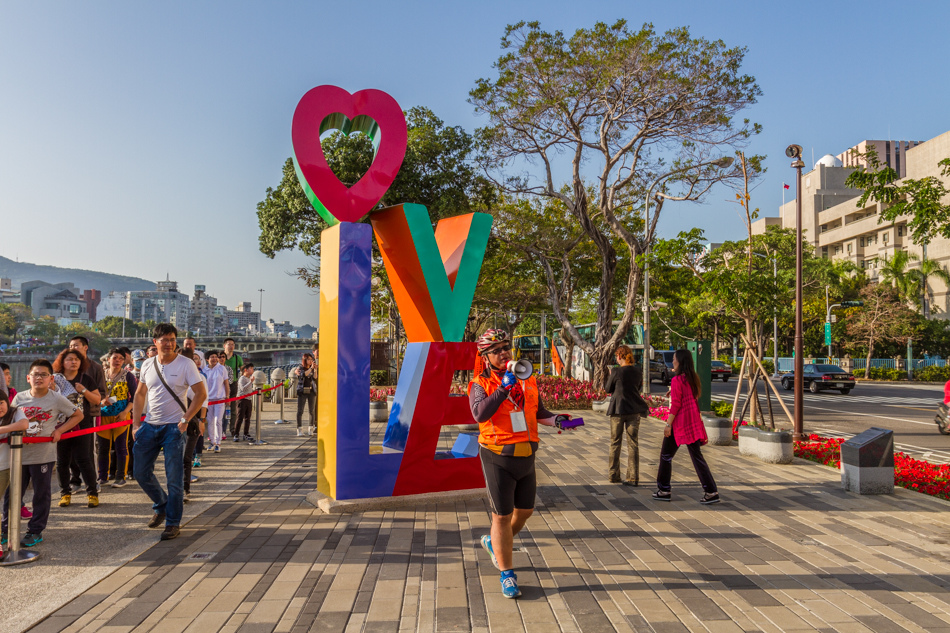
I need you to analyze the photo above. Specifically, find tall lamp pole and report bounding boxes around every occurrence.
[258,288,265,336]
[788,145,806,441]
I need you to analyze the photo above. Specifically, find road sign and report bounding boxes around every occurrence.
[831,314,837,323]
[824,322,832,346]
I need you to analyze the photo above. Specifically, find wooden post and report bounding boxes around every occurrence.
[731,349,748,422]
[742,334,794,426]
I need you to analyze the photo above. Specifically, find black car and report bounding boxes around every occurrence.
[780,363,856,394]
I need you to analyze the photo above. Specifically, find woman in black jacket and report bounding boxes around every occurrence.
[604,345,649,486]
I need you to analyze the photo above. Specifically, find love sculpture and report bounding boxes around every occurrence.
[293,85,491,500]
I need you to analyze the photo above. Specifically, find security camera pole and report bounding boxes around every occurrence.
[787,145,806,440]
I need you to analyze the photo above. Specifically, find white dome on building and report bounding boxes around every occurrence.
[815,154,843,169]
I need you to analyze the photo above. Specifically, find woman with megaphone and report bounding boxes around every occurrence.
[469,328,573,600]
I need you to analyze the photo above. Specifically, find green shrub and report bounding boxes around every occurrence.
[914,365,950,382]
[710,401,733,419]
[370,370,389,386]
[853,368,865,378]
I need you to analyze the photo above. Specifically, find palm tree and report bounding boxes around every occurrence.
[878,251,918,305]
[910,258,950,318]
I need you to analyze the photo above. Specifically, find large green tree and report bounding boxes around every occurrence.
[471,20,760,386]
[845,284,917,371]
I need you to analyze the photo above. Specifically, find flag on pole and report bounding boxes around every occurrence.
[783,183,790,190]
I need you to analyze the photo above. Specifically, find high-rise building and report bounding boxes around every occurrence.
[190,284,218,336]
[224,301,261,334]
[126,279,190,328]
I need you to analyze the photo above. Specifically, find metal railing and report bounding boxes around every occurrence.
[774,357,910,371]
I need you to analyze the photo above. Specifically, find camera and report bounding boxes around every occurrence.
[785,145,803,159]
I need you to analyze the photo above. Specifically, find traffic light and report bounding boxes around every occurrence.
[841,300,864,307]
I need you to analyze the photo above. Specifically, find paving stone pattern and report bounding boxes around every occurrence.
[26,413,950,633]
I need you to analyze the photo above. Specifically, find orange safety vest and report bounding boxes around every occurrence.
[469,371,540,447]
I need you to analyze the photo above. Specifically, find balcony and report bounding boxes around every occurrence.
[818,213,889,248]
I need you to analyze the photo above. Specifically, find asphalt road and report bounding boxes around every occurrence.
[700,378,950,464]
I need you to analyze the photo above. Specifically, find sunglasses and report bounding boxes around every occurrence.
[29,373,51,378]
[486,344,512,354]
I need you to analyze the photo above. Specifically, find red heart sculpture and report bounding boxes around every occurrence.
[292,85,407,224]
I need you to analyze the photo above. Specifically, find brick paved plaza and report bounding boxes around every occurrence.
[17,409,950,633]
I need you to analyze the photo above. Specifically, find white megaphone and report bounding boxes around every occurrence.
[506,359,534,381]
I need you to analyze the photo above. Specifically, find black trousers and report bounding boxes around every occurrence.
[58,433,98,496]
[183,431,200,493]
[296,392,315,427]
[227,383,238,434]
[236,399,253,436]
[655,434,718,494]
[2,462,54,535]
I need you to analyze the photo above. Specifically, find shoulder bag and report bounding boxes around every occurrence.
[149,358,198,435]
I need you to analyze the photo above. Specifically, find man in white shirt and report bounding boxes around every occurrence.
[131,324,206,541]
[203,351,230,451]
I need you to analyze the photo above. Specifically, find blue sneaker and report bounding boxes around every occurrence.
[500,570,521,598]
[193,457,201,468]
[21,532,43,548]
[1,534,7,546]
[480,535,499,570]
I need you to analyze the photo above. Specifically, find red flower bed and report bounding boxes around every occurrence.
[794,433,950,501]
[535,376,607,409]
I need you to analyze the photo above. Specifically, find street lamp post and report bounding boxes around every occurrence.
[642,156,734,396]
[788,145,806,441]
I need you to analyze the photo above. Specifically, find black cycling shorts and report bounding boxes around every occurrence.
[479,446,536,516]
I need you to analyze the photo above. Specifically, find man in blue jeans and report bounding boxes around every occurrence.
[131,323,206,541]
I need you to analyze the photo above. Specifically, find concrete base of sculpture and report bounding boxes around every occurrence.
[841,464,894,495]
[738,426,793,464]
[701,413,734,446]
[307,488,487,514]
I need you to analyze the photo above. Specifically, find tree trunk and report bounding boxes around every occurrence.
[712,318,719,360]
[591,349,611,391]
[865,339,874,379]
[561,327,575,379]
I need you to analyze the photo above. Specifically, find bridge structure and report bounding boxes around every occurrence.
[109,336,313,358]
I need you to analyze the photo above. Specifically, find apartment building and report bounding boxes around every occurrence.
[753,131,950,318]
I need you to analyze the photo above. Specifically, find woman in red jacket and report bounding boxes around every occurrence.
[652,349,720,504]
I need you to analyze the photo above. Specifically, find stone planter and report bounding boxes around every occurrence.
[738,425,793,464]
[700,413,733,446]
[387,395,394,411]
[592,399,609,413]
[370,401,389,423]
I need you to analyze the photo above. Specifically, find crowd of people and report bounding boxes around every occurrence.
[0,328,271,553]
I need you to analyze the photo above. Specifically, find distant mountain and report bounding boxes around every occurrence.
[0,255,156,294]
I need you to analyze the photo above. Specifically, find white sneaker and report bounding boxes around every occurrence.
[308,426,314,436]
[296,428,303,437]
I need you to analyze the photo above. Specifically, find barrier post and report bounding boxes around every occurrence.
[250,371,267,445]
[270,368,287,424]
[0,432,40,566]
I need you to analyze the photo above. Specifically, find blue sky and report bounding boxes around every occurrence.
[2,1,948,326]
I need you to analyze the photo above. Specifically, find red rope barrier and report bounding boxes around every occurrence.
[3,384,287,444]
